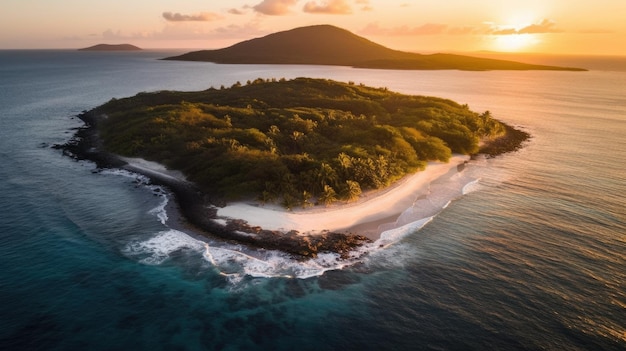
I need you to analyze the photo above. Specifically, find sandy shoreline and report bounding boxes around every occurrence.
[217,155,469,238]
[123,155,469,239]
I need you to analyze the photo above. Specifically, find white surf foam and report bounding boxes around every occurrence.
[100,167,171,225]
[147,190,169,225]
[203,243,349,279]
[375,216,435,248]
[100,168,151,184]
[122,229,205,265]
[115,158,493,282]
[462,178,482,194]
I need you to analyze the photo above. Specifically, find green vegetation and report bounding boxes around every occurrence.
[98,78,507,207]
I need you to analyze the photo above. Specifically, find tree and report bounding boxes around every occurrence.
[301,191,314,208]
[98,77,518,207]
[290,130,304,153]
[317,162,338,191]
[318,185,337,206]
[281,193,298,211]
[336,152,352,177]
[343,180,362,202]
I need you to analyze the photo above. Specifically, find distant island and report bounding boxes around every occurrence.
[79,44,142,51]
[60,78,530,258]
[164,25,585,71]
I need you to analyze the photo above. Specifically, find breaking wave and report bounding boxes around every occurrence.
[114,159,489,282]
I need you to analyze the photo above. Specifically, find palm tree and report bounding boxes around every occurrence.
[318,185,337,206]
[291,130,304,152]
[336,152,352,178]
[317,162,338,190]
[343,180,362,202]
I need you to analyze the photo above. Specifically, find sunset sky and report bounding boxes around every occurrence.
[2,0,625,55]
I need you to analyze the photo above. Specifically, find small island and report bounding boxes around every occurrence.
[79,44,142,51]
[61,78,529,258]
[164,24,585,71]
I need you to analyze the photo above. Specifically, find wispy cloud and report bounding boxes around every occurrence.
[577,28,613,34]
[447,26,476,35]
[228,8,247,15]
[303,0,353,14]
[251,0,298,15]
[491,28,517,35]
[96,21,265,43]
[162,12,222,22]
[213,23,266,39]
[361,23,449,36]
[355,0,372,11]
[519,19,560,34]
[489,19,562,35]
[361,19,564,37]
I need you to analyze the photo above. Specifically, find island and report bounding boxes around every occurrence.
[79,44,142,51]
[164,24,585,71]
[60,78,530,258]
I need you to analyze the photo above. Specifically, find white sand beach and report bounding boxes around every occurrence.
[216,155,470,236]
[121,155,470,238]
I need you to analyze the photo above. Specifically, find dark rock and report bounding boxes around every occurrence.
[478,124,531,158]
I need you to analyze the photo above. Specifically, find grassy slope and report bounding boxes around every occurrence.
[164,25,585,71]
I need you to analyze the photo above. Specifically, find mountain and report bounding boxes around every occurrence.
[79,44,142,51]
[163,25,585,71]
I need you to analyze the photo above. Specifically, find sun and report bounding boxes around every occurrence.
[492,33,538,52]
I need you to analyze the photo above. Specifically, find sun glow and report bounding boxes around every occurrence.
[492,33,538,52]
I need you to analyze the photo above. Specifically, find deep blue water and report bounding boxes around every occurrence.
[0,50,624,350]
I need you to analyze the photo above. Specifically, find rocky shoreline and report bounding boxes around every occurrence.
[58,108,371,259]
[478,124,531,158]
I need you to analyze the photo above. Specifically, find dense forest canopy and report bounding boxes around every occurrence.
[98,78,507,208]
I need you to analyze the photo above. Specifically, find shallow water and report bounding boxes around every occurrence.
[1,50,624,350]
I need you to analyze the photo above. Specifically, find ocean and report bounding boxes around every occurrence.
[0,50,624,350]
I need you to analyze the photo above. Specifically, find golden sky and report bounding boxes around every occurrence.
[2,0,625,55]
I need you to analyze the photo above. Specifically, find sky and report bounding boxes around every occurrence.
[2,0,625,55]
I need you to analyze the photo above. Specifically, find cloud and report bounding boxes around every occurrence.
[518,19,560,34]
[491,28,518,35]
[303,0,352,14]
[251,0,298,15]
[361,23,449,36]
[102,29,127,39]
[489,19,562,35]
[447,26,476,35]
[409,23,448,35]
[213,23,266,39]
[355,0,372,11]
[577,28,613,34]
[228,8,247,15]
[96,21,266,44]
[162,12,222,22]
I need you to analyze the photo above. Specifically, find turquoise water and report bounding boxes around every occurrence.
[0,50,624,350]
